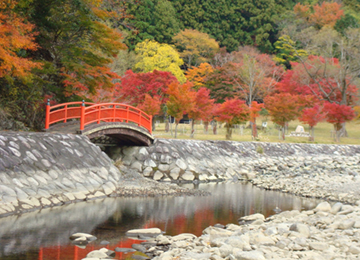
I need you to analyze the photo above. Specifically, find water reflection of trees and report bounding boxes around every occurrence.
[0,182,322,259]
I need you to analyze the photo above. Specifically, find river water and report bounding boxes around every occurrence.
[0,182,323,260]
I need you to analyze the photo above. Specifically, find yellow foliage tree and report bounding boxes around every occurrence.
[173,29,219,68]
[134,39,186,83]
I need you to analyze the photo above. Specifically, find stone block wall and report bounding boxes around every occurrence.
[0,132,123,217]
[109,139,360,183]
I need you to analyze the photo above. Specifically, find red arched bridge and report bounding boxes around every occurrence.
[44,101,154,146]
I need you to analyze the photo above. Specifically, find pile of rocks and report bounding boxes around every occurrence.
[133,201,360,260]
[250,155,360,204]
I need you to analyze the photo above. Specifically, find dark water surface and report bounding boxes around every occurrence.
[0,182,323,260]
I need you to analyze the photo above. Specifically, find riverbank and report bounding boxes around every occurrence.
[0,132,206,217]
[139,201,360,260]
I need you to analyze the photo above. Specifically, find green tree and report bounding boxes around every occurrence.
[122,0,180,49]
[171,0,285,52]
[134,39,186,83]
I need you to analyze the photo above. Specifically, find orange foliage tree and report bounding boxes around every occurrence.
[215,98,250,140]
[185,63,214,90]
[264,93,302,140]
[187,87,215,138]
[166,81,196,138]
[294,2,344,28]
[0,0,41,80]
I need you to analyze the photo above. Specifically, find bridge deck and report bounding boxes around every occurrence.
[46,121,154,146]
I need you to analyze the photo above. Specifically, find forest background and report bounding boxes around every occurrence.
[1,0,360,142]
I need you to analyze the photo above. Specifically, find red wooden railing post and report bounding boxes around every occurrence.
[150,115,153,134]
[139,111,142,127]
[38,247,43,260]
[126,106,129,123]
[80,100,85,130]
[64,104,67,123]
[97,104,101,124]
[45,99,50,129]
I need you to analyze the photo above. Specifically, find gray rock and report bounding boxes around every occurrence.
[234,250,265,260]
[315,202,332,212]
[289,223,310,238]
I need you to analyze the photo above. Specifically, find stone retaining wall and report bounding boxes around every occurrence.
[0,132,122,217]
[2,133,360,217]
[109,139,360,183]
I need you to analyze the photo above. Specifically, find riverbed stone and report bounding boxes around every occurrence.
[181,171,195,181]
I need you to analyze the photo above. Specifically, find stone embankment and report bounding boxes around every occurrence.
[0,132,204,217]
[112,139,360,203]
[137,201,360,260]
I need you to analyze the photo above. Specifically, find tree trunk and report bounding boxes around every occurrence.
[334,124,341,142]
[170,117,173,136]
[309,126,314,142]
[251,119,258,139]
[204,121,209,134]
[213,121,217,135]
[190,119,195,138]
[225,123,232,140]
[339,122,348,137]
[174,122,179,138]
[279,126,285,141]
[165,116,170,132]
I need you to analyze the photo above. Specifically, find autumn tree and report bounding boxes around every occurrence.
[264,93,302,140]
[205,66,239,103]
[226,46,284,104]
[299,104,326,141]
[0,0,44,130]
[249,101,264,139]
[215,98,250,140]
[138,94,161,130]
[294,2,344,29]
[0,1,41,81]
[16,0,128,103]
[173,29,219,68]
[134,39,186,83]
[119,69,178,106]
[187,87,215,138]
[185,63,214,89]
[166,81,196,138]
[324,102,355,142]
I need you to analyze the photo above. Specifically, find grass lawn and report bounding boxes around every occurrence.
[152,118,360,145]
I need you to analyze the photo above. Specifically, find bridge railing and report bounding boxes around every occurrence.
[45,100,152,134]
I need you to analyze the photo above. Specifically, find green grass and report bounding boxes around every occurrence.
[152,118,360,145]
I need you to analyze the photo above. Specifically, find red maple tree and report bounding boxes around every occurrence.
[324,102,355,142]
[119,70,178,106]
[215,98,250,140]
[299,104,326,141]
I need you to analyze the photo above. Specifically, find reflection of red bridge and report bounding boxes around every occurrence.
[44,101,154,146]
[38,238,144,260]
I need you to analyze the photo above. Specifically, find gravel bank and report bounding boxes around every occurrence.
[138,201,360,260]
